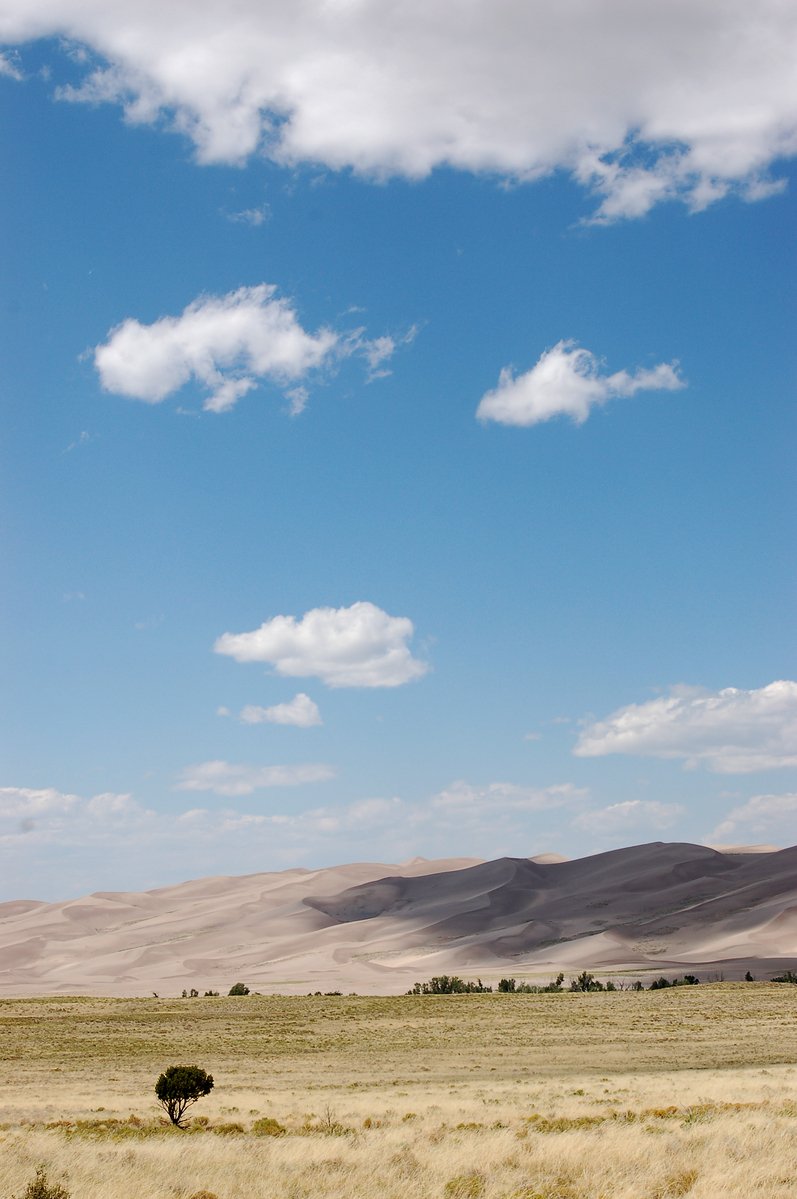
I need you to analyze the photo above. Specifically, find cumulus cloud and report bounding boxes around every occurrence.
[0,785,145,845]
[710,792,797,843]
[476,341,684,427]
[93,284,338,413]
[175,760,335,797]
[93,284,400,414]
[575,681,797,773]
[239,693,322,728]
[214,601,428,688]
[3,3,796,218]
[573,799,684,836]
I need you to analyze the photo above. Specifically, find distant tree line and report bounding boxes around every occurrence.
[407,971,703,994]
[407,975,493,994]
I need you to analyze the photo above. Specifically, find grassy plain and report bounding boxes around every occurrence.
[1,985,796,1197]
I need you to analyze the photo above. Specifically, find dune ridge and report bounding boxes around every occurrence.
[0,842,794,996]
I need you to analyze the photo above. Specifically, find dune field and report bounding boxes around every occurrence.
[1,842,795,997]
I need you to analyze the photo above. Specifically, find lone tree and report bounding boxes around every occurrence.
[155,1064,214,1127]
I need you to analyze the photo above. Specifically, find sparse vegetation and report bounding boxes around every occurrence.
[14,1166,69,1199]
[648,975,700,989]
[2,988,797,1198]
[497,973,565,993]
[252,1116,286,1137]
[407,975,492,993]
[155,1065,214,1128]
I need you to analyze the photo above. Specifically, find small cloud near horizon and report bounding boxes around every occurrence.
[575,680,797,773]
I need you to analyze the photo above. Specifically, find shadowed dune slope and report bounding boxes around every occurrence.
[0,844,794,995]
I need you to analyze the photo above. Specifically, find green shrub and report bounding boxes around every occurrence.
[228,981,250,995]
[155,1064,214,1128]
[407,975,492,994]
[649,974,700,989]
[252,1116,286,1136]
[16,1166,70,1199]
[569,971,604,992]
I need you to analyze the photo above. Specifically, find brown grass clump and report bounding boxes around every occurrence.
[444,1171,486,1198]
[251,1116,285,1136]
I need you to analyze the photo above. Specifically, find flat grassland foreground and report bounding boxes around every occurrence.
[2,986,796,1198]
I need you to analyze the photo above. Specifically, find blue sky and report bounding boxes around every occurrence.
[1,4,796,899]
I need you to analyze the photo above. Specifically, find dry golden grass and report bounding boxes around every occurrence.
[2,985,797,1197]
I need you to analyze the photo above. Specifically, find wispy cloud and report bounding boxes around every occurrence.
[0,51,23,81]
[575,681,797,773]
[0,776,586,896]
[238,694,322,728]
[175,760,335,797]
[477,341,684,427]
[223,204,270,227]
[431,780,582,816]
[63,430,94,452]
[215,601,429,688]
[573,799,684,836]
[710,791,797,843]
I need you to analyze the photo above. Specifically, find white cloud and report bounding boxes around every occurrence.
[285,386,308,417]
[476,341,684,427]
[214,601,428,688]
[573,799,684,836]
[240,693,322,728]
[431,780,583,815]
[175,759,335,796]
[0,50,22,80]
[710,792,797,843]
[64,429,92,452]
[575,681,797,773]
[224,204,269,227]
[0,785,145,845]
[4,4,796,218]
[93,284,339,413]
[93,285,404,414]
[244,796,401,836]
[0,777,582,897]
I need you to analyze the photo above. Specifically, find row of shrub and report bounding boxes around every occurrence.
[177,968,797,1000]
[407,971,702,994]
[180,983,249,997]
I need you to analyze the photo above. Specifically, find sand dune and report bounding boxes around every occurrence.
[0,843,794,995]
